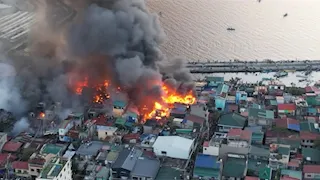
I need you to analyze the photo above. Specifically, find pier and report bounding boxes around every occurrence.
[186,60,318,73]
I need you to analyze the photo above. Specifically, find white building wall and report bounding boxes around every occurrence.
[203,145,219,156]
[153,137,194,160]
[36,160,72,180]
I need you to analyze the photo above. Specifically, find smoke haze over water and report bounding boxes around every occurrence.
[0,0,194,130]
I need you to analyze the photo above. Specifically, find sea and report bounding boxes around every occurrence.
[146,0,320,86]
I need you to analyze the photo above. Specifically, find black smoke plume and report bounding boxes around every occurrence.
[0,0,195,133]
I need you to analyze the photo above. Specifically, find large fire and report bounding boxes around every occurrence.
[72,77,196,120]
[145,85,196,120]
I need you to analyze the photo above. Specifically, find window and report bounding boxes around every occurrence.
[204,148,207,150]
[132,177,138,180]
[105,132,108,135]
[37,169,40,173]
[31,169,35,172]
[161,151,167,155]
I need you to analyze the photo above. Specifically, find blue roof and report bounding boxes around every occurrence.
[308,107,317,114]
[113,101,126,108]
[195,154,220,169]
[288,124,300,131]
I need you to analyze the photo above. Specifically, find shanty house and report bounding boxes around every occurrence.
[305,93,320,106]
[113,101,127,117]
[76,141,103,160]
[278,104,296,117]
[303,165,320,180]
[236,91,248,105]
[193,154,221,179]
[205,76,224,88]
[131,156,160,180]
[111,148,142,179]
[152,136,194,160]
[12,161,29,178]
[248,108,274,127]
[216,113,247,135]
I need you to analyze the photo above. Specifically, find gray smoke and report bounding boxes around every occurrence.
[0,0,195,129]
[12,117,30,136]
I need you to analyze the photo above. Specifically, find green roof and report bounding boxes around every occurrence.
[277,146,290,155]
[193,168,220,179]
[277,138,300,149]
[222,157,246,178]
[115,117,126,125]
[247,158,268,172]
[270,100,278,106]
[41,144,63,155]
[302,148,320,163]
[248,108,274,119]
[156,167,181,180]
[281,169,302,180]
[259,167,272,180]
[251,132,264,144]
[300,121,319,133]
[219,113,247,127]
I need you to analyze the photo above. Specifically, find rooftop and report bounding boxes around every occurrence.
[131,156,160,179]
[222,154,247,178]
[303,164,320,173]
[248,108,274,119]
[41,144,64,155]
[40,157,68,179]
[76,141,103,156]
[278,104,296,111]
[300,131,320,140]
[12,161,28,170]
[218,113,247,127]
[2,141,22,152]
[227,129,252,141]
[112,147,143,171]
[194,154,220,169]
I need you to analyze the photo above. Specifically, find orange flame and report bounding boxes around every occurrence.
[74,77,88,95]
[39,112,45,118]
[144,84,196,120]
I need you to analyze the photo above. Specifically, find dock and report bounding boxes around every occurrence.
[186,60,319,73]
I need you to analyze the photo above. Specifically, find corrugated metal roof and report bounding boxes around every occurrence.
[195,154,220,169]
[0,10,35,41]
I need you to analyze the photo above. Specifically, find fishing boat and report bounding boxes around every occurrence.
[274,71,288,78]
[227,27,235,31]
[305,70,312,76]
[284,69,296,73]
[283,13,288,17]
[296,75,308,78]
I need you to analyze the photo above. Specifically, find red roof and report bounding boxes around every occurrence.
[122,133,140,140]
[281,176,299,180]
[245,177,259,180]
[276,118,299,129]
[2,141,22,152]
[305,86,320,93]
[303,165,320,173]
[287,160,300,167]
[0,153,16,167]
[203,141,209,147]
[12,161,28,170]
[300,131,320,140]
[278,104,296,111]
[227,129,252,141]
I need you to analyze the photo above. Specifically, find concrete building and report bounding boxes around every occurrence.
[193,154,221,180]
[303,165,320,180]
[97,126,118,140]
[36,157,72,180]
[152,136,195,160]
[269,144,291,169]
[76,141,104,160]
